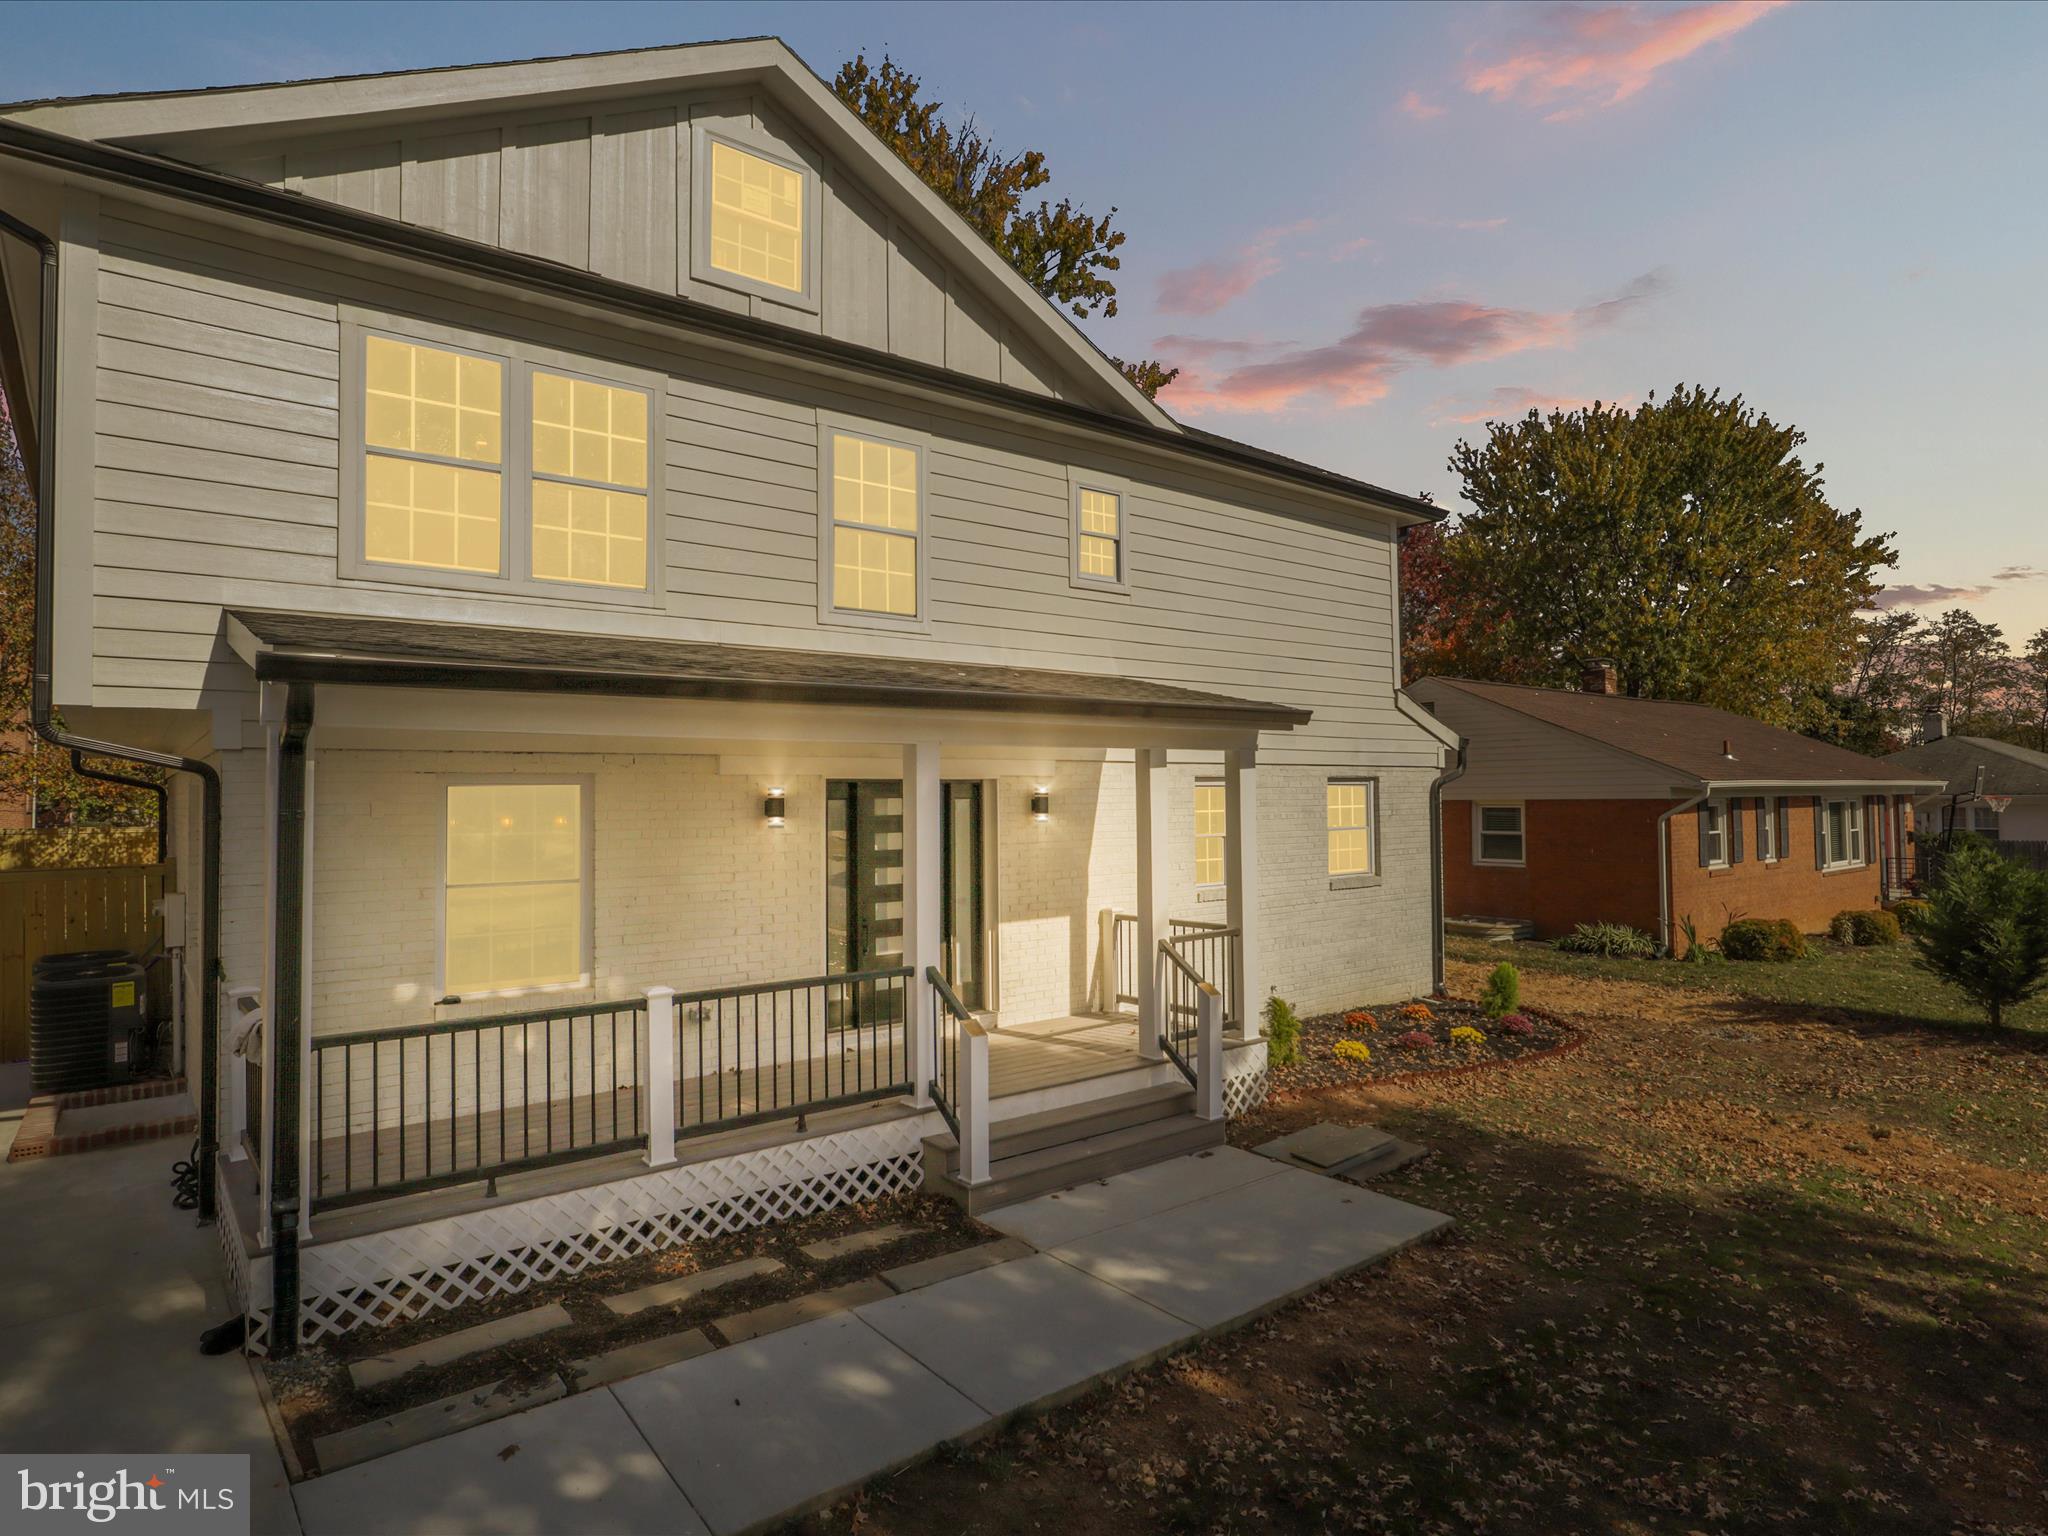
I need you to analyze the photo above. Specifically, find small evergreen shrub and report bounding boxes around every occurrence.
[1911,841,2048,1028]
[1830,908,1903,947]
[1478,962,1521,1018]
[1553,922,1659,958]
[1720,917,1807,962]
[1263,993,1303,1066]
[1887,898,1933,935]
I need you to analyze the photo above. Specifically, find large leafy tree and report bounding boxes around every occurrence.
[0,392,159,829]
[1436,387,1896,729]
[832,54,1178,399]
[2011,628,2048,752]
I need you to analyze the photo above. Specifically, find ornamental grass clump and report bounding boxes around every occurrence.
[1479,962,1521,1018]
[1554,922,1658,958]
[1332,1039,1371,1064]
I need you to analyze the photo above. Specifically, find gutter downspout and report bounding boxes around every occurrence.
[1657,789,1711,957]
[1428,738,1469,994]
[67,749,168,864]
[2,204,224,1224]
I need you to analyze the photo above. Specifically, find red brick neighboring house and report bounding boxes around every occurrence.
[1407,666,1945,953]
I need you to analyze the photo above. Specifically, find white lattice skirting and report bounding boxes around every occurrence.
[1224,1038,1270,1119]
[241,1116,929,1353]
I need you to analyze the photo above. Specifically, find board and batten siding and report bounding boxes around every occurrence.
[192,90,1075,401]
[83,199,1431,768]
[1407,681,1684,799]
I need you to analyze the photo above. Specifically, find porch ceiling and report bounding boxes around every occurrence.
[226,610,1313,730]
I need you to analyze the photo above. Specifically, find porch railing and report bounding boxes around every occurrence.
[309,999,647,1212]
[1109,911,1139,1010]
[925,965,990,1184]
[1156,940,1226,1120]
[1168,919,1241,1030]
[670,966,914,1140]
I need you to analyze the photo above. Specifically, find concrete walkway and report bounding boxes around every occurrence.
[0,1136,302,1536]
[295,1147,1449,1536]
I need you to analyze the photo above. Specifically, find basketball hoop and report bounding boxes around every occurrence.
[1982,795,2014,815]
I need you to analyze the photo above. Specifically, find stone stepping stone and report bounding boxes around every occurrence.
[601,1256,784,1317]
[314,1376,566,1472]
[713,1278,892,1345]
[566,1328,715,1392]
[1255,1122,1397,1171]
[348,1303,573,1391]
[797,1223,917,1262]
[881,1238,1034,1294]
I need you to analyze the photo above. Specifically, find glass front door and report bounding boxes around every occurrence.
[828,779,985,1011]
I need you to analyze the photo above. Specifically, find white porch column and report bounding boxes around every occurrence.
[1134,747,1169,1061]
[643,986,677,1168]
[901,741,942,1104]
[1225,745,1262,1038]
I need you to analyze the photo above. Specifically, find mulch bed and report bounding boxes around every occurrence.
[1268,996,1578,1097]
[264,1189,997,1474]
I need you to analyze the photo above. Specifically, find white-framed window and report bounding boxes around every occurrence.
[1968,803,2004,838]
[441,781,590,997]
[689,125,820,311]
[1473,802,1525,867]
[1194,780,1226,887]
[1822,797,1867,869]
[1758,797,1778,862]
[1068,469,1133,594]
[1327,779,1375,877]
[341,316,661,605]
[1700,799,1729,868]
[818,419,928,627]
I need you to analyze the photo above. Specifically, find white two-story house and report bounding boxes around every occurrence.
[0,38,1456,1356]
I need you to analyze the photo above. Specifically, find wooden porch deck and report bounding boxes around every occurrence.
[307,1013,1148,1206]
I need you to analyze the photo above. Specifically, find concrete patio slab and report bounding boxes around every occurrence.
[981,1143,1285,1249]
[612,1311,984,1536]
[857,1251,1195,1418]
[1255,1121,1396,1169]
[1046,1163,1452,1330]
[294,1386,706,1536]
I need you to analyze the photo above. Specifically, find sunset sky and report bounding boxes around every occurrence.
[5,1,2044,642]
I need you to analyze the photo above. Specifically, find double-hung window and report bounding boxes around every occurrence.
[443,782,586,996]
[1699,800,1729,867]
[1821,797,1866,869]
[1069,471,1132,592]
[348,322,658,603]
[1474,803,1525,866]
[1758,797,1778,862]
[822,425,925,624]
[1327,780,1375,877]
[1194,781,1226,888]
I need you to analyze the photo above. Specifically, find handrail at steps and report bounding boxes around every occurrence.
[923,966,991,1184]
[925,965,973,1141]
[1156,940,1209,1087]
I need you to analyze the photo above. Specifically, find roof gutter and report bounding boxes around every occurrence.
[0,117,1444,527]
[0,202,224,1225]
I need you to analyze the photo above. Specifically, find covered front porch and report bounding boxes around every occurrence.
[219,610,1290,1353]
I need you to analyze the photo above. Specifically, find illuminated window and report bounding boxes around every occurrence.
[444,783,584,994]
[1328,780,1374,876]
[1194,781,1226,887]
[830,432,920,618]
[363,336,503,574]
[530,371,649,589]
[1077,488,1121,582]
[709,140,804,293]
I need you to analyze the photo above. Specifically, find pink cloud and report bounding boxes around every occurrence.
[1155,221,1318,316]
[1161,272,1663,416]
[1465,1,1788,122]
[1399,90,1447,121]
[1872,567,2048,610]
[1329,236,1376,262]
[1406,214,1510,233]
[1428,386,1629,426]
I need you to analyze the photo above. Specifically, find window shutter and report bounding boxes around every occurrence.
[1813,796,1826,869]
[1698,803,1712,867]
[1729,798,1745,864]
[1776,797,1791,861]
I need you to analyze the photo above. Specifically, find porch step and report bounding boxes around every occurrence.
[922,1088,1226,1215]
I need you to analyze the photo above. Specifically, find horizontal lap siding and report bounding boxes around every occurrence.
[87,205,1434,768]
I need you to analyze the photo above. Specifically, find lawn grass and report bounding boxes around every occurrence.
[1449,931,2048,1034]
[812,954,2048,1535]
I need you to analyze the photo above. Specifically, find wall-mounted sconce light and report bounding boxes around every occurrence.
[764,789,787,828]
[1030,790,1051,822]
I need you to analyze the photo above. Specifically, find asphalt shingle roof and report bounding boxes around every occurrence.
[1883,735,2048,798]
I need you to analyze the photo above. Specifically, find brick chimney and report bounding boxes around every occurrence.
[1922,704,1945,743]
[1580,658,1619,696]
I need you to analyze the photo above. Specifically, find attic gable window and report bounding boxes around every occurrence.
[692,128,818,309]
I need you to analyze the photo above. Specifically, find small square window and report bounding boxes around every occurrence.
[1475,803,1525,866]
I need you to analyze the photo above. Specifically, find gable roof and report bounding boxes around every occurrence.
[1884,735,2048,798]
[1415,677,1941,789]
[0,37,1171,429]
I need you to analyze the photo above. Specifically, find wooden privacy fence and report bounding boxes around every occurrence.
[0,863,172,1060]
